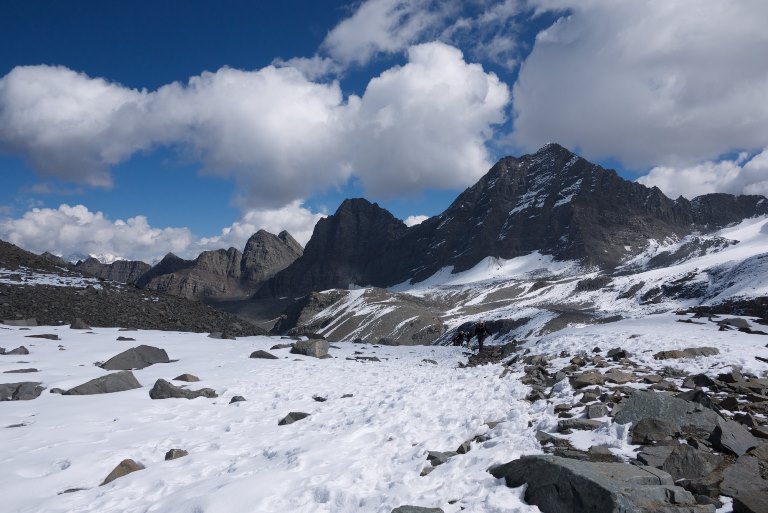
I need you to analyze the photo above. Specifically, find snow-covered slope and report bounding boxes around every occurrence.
[284,216,768,343]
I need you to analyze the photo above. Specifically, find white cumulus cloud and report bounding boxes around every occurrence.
[514,0,768,168]
[403,215,429,227]
[638,149,768,200]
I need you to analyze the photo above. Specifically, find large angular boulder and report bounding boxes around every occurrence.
[660,445,724,481]
[100,345,170,370]
[64,371,142,395]
[0,381,44,400]
[720,446,768,513]
[148,379,217,400]
[613,390,720,434]
[631,417,679,444]
[709,418,760,456]
[101,459,144,485]
[490,455,715,513]
[290,339,329,358]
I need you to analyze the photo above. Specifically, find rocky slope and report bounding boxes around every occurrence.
[0,240,265,336]
[261,144,768,299]
[76,257,151,284]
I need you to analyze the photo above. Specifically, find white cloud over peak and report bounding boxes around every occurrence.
[638,149,768,200]
[347,42,510,196]
[513,0,768,168]
[0,42,508,206]
[403,215,429,227]
[0,204,193,263]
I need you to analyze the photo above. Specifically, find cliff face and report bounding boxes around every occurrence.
[261,144,768,297]
[76,258,152,285]
[140,231,304,301]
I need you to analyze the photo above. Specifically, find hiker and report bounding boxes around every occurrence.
[474,321,489,352]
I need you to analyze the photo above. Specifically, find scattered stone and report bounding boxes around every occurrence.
[341,393,353,398]
[100,345,170,371]
[208,332,236,340]
[636,445,675,468]
[25,333,59,340]
[719,318,750,329]
[116,336,135,341]
[148,379,217,400]
[490,455,714,513]
[270,343,293,350]
[654,347,719,360]
[229,395,246,404]
[278,412,310,425]
[717,368,744,384]
[249,350,279,360]
[49,388,65,394]
[290,339,330,358]
[604,370,635,384]
[64,371,141,395]
[683,374,717,388]
[173,373,200,382]
[69,318,91,330]
[427,451,457,466]
[557,418,603,432]
[606,348,629,361]
[752,425,768,440]
[456,441,472,454]
[709,419,760,456]
[101,459,144,486]
[3,368,38,373]
[164,449,188,461]
[631,417,679,444]
[3,345,29,355]
[419,466,434,477]
[391,507,443,513]
[312,395,327,402]
[421,359,437,365]
[0,381,44,400]
[587,404,609,419]
[570,371,605,389]
[642,374,664,384]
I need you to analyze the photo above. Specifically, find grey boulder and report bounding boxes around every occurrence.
[0,381,45,401]
[720,446,768,513]
[100,345,170,371]
[249,350,279,360]
[631,417,680,444]
[4,346,30,355]
[164,449,189,461]
[65,371,141,395]
[278,412,310,425]
[490,455,715,513]
[290,339,329,358]
[101,459,144,486]
[613,390,720,434]
[148,379,217,400]
[661,445,724,481]
[709,418,760,456]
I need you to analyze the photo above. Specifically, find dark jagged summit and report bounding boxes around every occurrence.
[76,257,151,285]
[260,144,768,297]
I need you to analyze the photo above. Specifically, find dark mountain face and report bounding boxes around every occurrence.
[241,230,304,283]
[75,258,152,285]
[261,144,768,297]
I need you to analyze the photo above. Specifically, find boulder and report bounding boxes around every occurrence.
[606,347,630,360]
[65,371,141,395]
[4,346,30,355]
[101,459,144,486]
[173,373,200,382]
[709,419,760,456]
[604,370,635,384]
[391,507,444,513]
[25,333,59,340]
[654,347,719,360]
[586,404,609,419]
[427,451,457,466]
[719,318,750,329]
[613,390,720,434]
[70,318,91,330]
[3,368,38,373]
[270,343,293,350]
[278,412,310,425]
[720,451,768,513]
[0,381,44,400]
[570,371,606,389]
[148,379,217,400]
[636,446,675,468]
[116,336,135,341]
[229,395,246,404]
[631,417,679,444]
[290,339,329,358]
[249,350,279,360]
[100,345,170,370]
[490,455,714,513]
[558,419,604,433]
[661,445,724,481]
[164,449,188,461]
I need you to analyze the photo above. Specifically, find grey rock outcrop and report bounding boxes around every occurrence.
[75,257,151,285]
[148,379,217,400]
[100,345,170,370]
[290,339,329,358]
[64,371,142,395]
[490,455,715,513]
[612,390,720,434]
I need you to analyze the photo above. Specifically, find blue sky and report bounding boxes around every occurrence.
[1,1,767,261]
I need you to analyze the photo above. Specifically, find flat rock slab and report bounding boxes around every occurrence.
[654,347,719,360]
[661,445,724,481]
[101,459,144,486]
[709,419,761,456]
[25,334,60,340]
[278,412,310,425]
[613,390,720,434]
[3,368,38,373]
[558,418,604,432]
[0,381,44,401]
[636,446,675,468]
[570,371,606,389]
[290,340,329,358]
[632,417,680,444]
[65,371,141,395]
[391,507,444,513]
[490,455,715,513]
[249,350,279,360]
[101,345,170,370]
[720,451,768,513]
[149,379,217,400]
[173,373,200,382]
[270,344,293,350]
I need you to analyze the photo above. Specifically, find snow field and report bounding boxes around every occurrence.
[0,327,546,513]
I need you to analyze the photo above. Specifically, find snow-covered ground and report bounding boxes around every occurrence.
[0,326,543,513]
[2,313,766,512]
[0,267,104,288]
